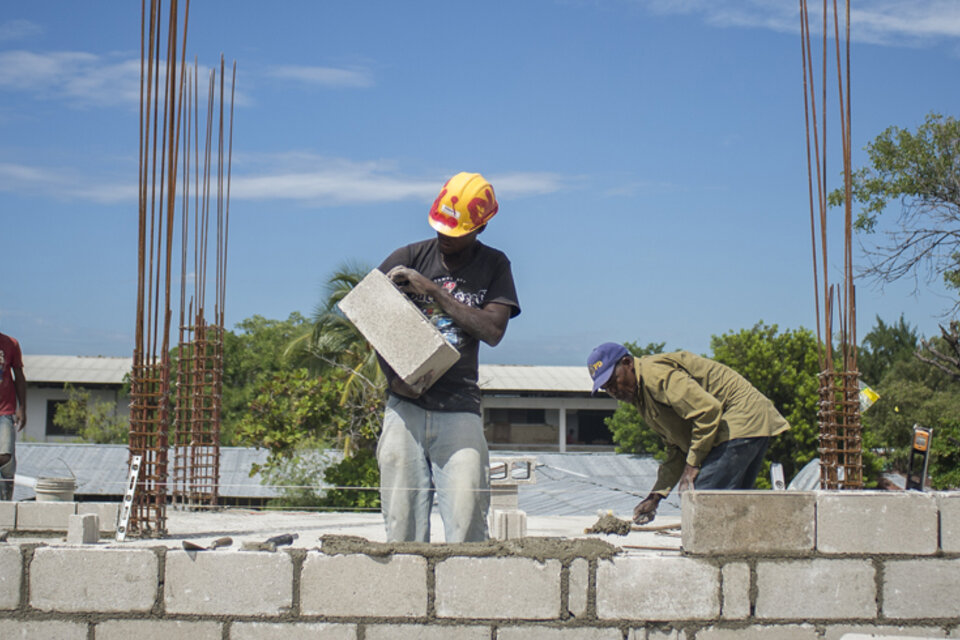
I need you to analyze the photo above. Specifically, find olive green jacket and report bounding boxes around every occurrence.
[630,351,790,496]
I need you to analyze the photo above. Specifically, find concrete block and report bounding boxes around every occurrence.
[721,562,751,620]
[337,268,459,394]
[838,636,945,640]
[639,629,691,640]
[0,546,21,610]
[568,557,589,618]
[596,556,719,620]
[818,491,938,555]
[694,625,820,639]
[366,625,491,640]
[681,490,816,555]
[16,501,76,531]
[0,502,14,528]
[164,550,292,616]
[78,502,119,533]
[231,621,356,640]
[0,620,88,640]
[66,513,98,544]
[30,547,156,613]
[95,620,222,640]
[883,559,960,619]
[823,624,946,639]
[490,509,527,540]
[498,628,622,640]
[436,556,561,620]
[938,492,960,553]
[755,559,876,620]
[301,553,427,617]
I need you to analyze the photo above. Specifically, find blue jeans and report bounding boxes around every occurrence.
[377,396,490,542]
[0,415,16,501]
[695,437,770,490]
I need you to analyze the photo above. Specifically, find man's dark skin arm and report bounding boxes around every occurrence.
[13,366,25,431]
[384,266,512,346]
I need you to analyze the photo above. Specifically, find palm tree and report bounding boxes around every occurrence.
[285,262,385,402]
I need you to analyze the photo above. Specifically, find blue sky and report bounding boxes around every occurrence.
[2,1,959,371]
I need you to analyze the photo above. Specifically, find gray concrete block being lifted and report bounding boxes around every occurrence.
[337,269,459,395]
[682,491,816,555]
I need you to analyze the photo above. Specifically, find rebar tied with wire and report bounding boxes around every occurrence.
[131,0,235,533]
[799,0,863,490]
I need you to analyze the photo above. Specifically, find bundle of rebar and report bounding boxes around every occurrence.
[799,0,863,489]
[131,0,235,535]
[172,57,235,510]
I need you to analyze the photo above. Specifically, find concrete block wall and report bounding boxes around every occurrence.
[0,492,959,639]
[1,501,119,534]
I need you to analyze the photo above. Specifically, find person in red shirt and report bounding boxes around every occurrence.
[0,332,26,501]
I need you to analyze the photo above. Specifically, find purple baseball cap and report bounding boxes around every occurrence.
[587,342,629,394]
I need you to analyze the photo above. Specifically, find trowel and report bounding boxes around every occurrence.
[182,536,233,551]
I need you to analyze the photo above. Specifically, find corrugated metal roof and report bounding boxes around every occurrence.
[9,443,677,517]
[23,355,133,384]
[478,364,593,393]
[21,357,590,394]
[12,443,284,501]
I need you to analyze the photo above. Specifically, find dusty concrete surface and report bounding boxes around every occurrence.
[7,508,683,554]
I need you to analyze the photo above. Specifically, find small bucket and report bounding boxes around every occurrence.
[35,477,76,502]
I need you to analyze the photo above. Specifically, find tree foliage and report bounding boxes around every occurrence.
[828,113,960,298]
[710,323,823,485]
[235,368,383,508]
[221,312,311,445]
[52,383,128,444]
[859,316,960,488]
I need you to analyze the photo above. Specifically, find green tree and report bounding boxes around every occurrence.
[221,312,311,445]
[857,314,919,386]
[710,323,823,485]
[53,384,128,444]
[828,113,960,297]
[235,368,383,508]
[860,316,960,487]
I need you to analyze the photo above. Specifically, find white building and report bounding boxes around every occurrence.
[21,355,132,443]
[20,356,619,451]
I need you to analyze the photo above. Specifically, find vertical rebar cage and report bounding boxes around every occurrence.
[173,321,223,508]
[817,370,863,489]
[130,0,234,534]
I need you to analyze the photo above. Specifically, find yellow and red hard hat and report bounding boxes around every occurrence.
[428,172,499,237]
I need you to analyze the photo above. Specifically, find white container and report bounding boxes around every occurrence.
[35,477,76,502]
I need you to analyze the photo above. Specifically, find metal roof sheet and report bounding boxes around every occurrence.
[23,355,133,385]
[9,443,675,517]
[478,364,593,393]
[21,357,591,394]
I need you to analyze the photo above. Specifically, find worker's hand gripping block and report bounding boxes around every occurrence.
[337,269,460,396]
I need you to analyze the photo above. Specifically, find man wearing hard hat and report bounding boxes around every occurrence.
[587,342,790,525]
[377,172,521,543]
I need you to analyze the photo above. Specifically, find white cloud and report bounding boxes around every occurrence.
[0,50,140,107]
[268,65,374,89]
[0,51,238,109]
[0,156,568,207]
[0,162,131,204]
[635,0,960,46]
[0,19,42,42]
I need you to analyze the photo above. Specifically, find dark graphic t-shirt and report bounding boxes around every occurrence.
[378,238,520,415]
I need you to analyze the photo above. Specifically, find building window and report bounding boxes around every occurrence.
[46,400,70,436]
[488,408,546,424]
